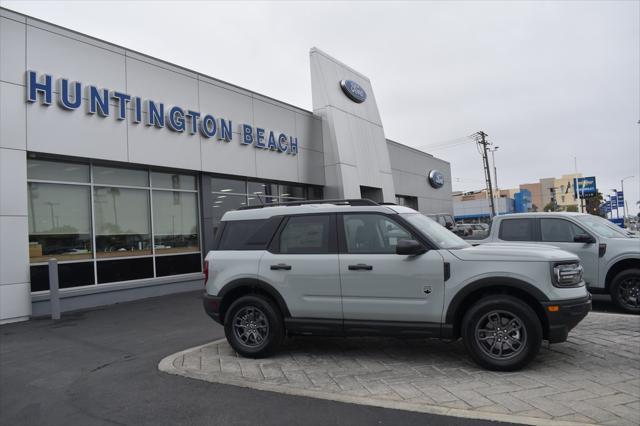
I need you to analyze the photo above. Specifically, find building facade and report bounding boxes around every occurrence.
[0,9,453,323]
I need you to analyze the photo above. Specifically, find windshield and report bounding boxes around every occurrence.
[576,215,631,239]
[402,213,470,249]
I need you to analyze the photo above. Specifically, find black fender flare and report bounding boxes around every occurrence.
[218,278,291,319]
[444,277,550,324]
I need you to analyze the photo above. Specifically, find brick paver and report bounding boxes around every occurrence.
[160,313,640,425]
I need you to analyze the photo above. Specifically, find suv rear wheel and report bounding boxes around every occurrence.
[462,295,542,371]
[224,295,284,358]
[610,268,640,314]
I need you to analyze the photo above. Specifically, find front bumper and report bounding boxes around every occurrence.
[542,294,592,343]
[203,293,223,324]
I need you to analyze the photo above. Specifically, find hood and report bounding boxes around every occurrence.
[450,242,579,262]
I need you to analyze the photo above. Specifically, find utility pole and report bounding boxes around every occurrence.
[472,131,496,217]
[489,146,500,195]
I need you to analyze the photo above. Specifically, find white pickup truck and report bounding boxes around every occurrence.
[468,212,640,313]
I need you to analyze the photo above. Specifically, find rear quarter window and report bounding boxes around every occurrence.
[499,218,536,241]
[218,218,281,250]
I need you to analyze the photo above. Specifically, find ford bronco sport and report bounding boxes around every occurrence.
[468,212,640,313]
[203,200,591,371]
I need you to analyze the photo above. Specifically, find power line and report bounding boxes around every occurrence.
[413,135,475,152]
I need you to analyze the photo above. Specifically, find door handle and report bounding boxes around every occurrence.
[270,263,292,271]
[348,264,373,271]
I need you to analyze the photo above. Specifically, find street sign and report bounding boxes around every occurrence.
[611,196,618,208]
[617,191,624,204]
[573,177,597,198]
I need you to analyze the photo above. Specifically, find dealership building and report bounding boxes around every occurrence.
[0,8,453,324]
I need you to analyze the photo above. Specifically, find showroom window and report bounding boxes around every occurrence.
[27,158,202,292]
[210,175,321,236]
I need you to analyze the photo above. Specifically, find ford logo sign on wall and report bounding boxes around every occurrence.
[340,80,367,103]
[428,170,445,188]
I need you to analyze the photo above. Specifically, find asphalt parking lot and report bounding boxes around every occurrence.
[1,291,638,426]
[0,291,508,426]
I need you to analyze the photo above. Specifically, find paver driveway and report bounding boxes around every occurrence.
[160,312,640,426]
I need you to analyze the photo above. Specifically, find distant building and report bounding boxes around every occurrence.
[498,173,584,212]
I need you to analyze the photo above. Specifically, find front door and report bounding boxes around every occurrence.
[338,213,445,329]
[539,218,599,287]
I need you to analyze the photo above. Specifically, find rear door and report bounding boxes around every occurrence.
[258,213,342,320]
[338,213,445,330]
[539,218,599,286]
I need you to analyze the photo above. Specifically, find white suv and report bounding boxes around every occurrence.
[203,200,590,371]
[469,212,640,313]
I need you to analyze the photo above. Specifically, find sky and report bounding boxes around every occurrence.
[3,0,639,215]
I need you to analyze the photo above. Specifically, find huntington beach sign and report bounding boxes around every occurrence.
[25,70,299,155]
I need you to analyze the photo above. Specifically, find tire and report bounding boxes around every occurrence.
[609,268,640,314]
[461,295,542,371]
[224,294,284,358]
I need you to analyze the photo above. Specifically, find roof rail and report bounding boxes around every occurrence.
[236,198,379,210]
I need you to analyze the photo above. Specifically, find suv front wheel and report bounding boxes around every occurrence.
[610,268,640,314]
[462,295,542,371]
[224,295,284,358]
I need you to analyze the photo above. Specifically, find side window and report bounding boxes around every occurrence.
[218,219,279,250]
[541,219,587,242]
[279,215,331,254]
[343,214,412,254]
[499,218,535,241]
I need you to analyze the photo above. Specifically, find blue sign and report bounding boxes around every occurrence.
[610,218,624,228]
[573,177,597,198]
[25,70,299,155]
[428,170,445,188]
[339,80,367,103]
[611,195,618,208]
[617,191,624,204]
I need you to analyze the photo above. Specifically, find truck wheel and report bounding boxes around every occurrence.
[462,295,542,371]
[610,269,640,314]
[224,294,284,358]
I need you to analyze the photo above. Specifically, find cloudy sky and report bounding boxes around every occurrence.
[4,0,639,214]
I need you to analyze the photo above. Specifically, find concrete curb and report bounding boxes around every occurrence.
[158,339,590,426]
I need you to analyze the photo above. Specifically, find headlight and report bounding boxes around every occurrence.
[552,262,584,287]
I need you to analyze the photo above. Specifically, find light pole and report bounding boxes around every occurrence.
[489,146,499,197]
[621,176,634,219]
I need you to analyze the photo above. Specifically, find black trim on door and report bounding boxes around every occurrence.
[284,317,442,338]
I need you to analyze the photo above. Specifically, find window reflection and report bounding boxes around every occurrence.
[28,183,92,262]
[153,191,199,253]
[94,187,151,257]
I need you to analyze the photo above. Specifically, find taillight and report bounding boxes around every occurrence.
[203,259,209,285]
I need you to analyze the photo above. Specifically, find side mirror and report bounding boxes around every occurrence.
[396,239,427,256]
[574,234,595,244]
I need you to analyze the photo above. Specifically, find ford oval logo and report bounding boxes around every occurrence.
[340,80,367,103]
[428,170,445,189]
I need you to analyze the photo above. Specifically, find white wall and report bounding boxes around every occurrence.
[0,10,31,323]
[387,141,453,215]
[310,48,395,202]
